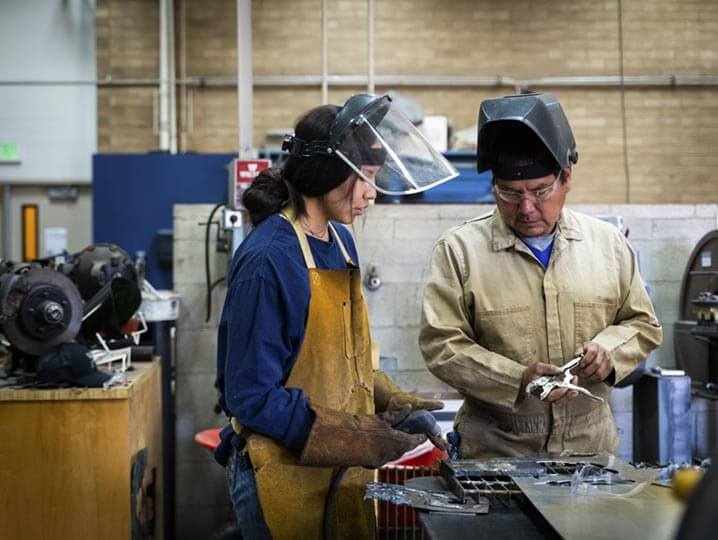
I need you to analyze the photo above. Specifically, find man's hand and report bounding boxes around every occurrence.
[521,362,578,403]
[577,341,613,383]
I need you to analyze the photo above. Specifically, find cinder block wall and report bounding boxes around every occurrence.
[353,204,718,385]
[172,205,232,537]
[96,0,718,203]
[174,202,717,538]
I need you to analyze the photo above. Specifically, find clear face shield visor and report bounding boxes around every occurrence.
[333,100,459,195]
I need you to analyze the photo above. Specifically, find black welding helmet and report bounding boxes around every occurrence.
[282,93,458,195]
[477,93,578,179]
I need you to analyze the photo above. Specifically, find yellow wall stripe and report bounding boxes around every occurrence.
[22,204,38,261]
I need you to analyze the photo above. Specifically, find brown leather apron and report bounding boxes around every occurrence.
[234,209,376,539]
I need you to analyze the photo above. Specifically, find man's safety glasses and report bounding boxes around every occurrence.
[494,171,563,204]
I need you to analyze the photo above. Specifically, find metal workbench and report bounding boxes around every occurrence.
[412,456,686,540]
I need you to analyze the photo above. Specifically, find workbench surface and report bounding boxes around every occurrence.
[414,458,686,540]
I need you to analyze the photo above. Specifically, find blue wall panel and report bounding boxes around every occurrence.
[93,152,492,288]
[93,153,235,289]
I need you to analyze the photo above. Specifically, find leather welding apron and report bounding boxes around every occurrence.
[237,210,376,539]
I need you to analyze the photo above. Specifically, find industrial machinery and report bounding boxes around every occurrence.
[675,230,718,385]
[0,243,142,382]
[0,263,83,358]
[57,243,138,302]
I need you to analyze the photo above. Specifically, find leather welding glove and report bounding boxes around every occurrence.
[373,369,444,413]
[392,409,450,453]
[298,403,427,468]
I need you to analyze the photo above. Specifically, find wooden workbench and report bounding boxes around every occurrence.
[0,360,163,540]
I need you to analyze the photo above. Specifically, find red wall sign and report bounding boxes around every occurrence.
[233,158,271,208]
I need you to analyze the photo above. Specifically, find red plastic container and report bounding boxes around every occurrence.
[378,445,445,539]
[194,428,222,452]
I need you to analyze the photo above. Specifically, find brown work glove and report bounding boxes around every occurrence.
[373,369,444,413]
[298,404,427,468]
[390,408,450,453]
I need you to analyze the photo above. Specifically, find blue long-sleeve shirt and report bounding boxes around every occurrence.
[216,213,359,452]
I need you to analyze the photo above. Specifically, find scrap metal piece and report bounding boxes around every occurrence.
[447,458,546,478]
[439,459,528,503]
[526,356,605,403]
[364,482,489,514]
[439,454,647,504]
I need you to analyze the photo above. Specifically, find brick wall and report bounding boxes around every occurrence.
[96,0,159,151]
[96,0,718,203]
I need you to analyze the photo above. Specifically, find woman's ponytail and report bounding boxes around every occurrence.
[241,167,289,225]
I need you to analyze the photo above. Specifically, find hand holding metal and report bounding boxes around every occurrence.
[525,356,605,403]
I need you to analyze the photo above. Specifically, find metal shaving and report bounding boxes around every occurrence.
[447,458,545,477]
[364,482,489,514]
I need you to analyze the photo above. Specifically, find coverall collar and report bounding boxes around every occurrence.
[491,207,583,252]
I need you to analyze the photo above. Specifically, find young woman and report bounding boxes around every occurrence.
[215,94,458,539]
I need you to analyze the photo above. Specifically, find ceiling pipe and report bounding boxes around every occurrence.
[158,0,177,153]
[321,0,328,104]
[367,0,375,94]
[159,0,170,151]
[168,0,178,153]
[237,0,253,158]
[3,74,718,88]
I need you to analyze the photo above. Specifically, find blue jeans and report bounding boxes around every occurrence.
[226,448,272,540]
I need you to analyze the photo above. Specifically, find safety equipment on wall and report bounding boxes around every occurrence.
[282,94,459,195]
[36,342,111,388]
[0,266,82,356]
[477,92,579,177]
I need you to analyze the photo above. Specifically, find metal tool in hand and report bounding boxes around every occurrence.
[526,356,605,403]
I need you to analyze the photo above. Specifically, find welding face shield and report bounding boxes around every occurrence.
[477,92,579,178]
[282,94,458,195]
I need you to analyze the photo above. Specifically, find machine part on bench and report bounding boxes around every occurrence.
[0,267,82,356]
[58,243,138,302]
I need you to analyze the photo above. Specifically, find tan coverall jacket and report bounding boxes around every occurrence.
[420,208,663,458]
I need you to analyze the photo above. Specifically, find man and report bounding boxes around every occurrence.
[419,93,662,458]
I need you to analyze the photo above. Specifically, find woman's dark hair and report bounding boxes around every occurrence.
[242,105,353,225]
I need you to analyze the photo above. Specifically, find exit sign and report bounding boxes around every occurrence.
[0,143,19,163]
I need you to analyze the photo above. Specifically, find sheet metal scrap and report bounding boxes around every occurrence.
[446,458,546,478]
[439,454,641,503]
[364,482,489,514]
[439,459,527,502]
[526,356,605,403]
